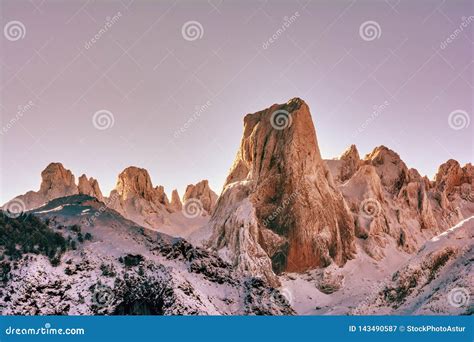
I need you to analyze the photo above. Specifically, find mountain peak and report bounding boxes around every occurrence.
[208,99,355,285]
[78,174,104,202]
[170,189,182,211]
[341,144,360,161]
[115,166,155,201]
[39,162,76,193]
[183,180,218,214]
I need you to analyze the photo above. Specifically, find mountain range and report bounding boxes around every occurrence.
[1,98,472,315]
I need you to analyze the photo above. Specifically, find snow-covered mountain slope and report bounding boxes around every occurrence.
[0,195,293,315]
[280,238,411,315]
[353,215,473,315]
[279,216,473,315]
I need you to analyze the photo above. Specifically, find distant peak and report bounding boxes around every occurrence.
[340,144,360,161]
[41,162,69,175]
[365,145,401,162]
[115,166,154,200]
[119,166,150,175]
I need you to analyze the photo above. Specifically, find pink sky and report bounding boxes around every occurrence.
[1,0,473,204]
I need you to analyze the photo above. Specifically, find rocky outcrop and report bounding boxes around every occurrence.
[434,160,473,200]
[170,189,183,212]
[108,166,172,229]
[326,144,361,183]
[2,163,79,210]
[208,98,356,285]
[183,180,218,214]
[326,143,472,260]
[113,166,157,202]
[364,146,409,195]
[78,174,104,202]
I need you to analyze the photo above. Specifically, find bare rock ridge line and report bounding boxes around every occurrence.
[3,163,217,230]
[327,143,473,260]
[207,97,473,285]
[2,97,472,287]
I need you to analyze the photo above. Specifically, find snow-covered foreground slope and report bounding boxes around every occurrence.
[1,194,471,316]
[0,195,293,315]
[281,216,473,315]
[354,215,473,315]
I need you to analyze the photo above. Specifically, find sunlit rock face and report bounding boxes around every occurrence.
[208,98,356,285]
[183,180,218,214]
[3,162,79,210]
[108,166,172,229]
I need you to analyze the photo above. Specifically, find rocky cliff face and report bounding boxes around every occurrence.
[326,144,361,183]
[434,160,473,202]
[3,163,79,210]
[183,180,218,214]
[78,174,104,202]
[170,189,183,212]
[108,167,173,229]
[208,98,356,285]
[327,144,473,261]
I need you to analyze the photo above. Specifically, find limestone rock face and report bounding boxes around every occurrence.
[3,163,79,210]
[326,144,473,261]
[183,180,218,214]
[432,160,474,223]
[434,160,473,199]
[326,145,361,183]
[114,166,157,202]
[78,174,104,202]
[170,189,183,212]
[364,146,409,195]
[340,165,389,259]
[39,163,77,197]
[108,166,171,229]
[208,98,356,285]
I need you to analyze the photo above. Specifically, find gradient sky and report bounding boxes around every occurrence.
[1,0,473,204]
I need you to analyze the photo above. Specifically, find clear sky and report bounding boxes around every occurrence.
[1,0,473,204]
